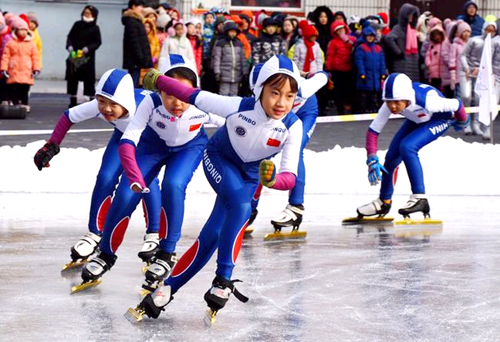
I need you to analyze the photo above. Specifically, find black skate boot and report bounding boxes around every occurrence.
[142,250,177,292]
[270,204,304,231]
[70,232,101,262]
[398,194,430,218]
[137,233,160,263]
[356,198,392,218]
[204,276,249,324]
[125,283,174,322]
[248,208,258,226]
[81,250,117,283]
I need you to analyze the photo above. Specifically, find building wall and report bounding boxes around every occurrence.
[1,0,127,80]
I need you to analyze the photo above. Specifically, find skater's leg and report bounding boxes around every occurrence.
[380,120,418,200]
[158,145,205,253]
[141,177,161,234]
[88,130,123,234]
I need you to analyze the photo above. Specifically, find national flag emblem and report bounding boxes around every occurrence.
[189,123,202,131]
[267,138,281,147]
[417,113,426,118]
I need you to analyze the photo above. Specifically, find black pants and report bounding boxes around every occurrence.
[331,70,354,114]
[358,90,380,114]
[128,68,141,88]
[67,75,96,97]
[7,83,30,105]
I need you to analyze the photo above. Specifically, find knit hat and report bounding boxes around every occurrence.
[223,20,239,33]
[95,69,136,116]
[215,15,227,27]
[483,20,497,31]
[19,14,30,28]
[456,20,471,36]
[10,16,29,30]
[262,17,279,28]
[3,12,15,26]
[239,10,254,24]
[185,17,202,27]
[27,12,39,26]
[299,20,317,38]
[0,12,8,35]
[142,7,158,20]
[156,14,171,29]
[159,53,199,86]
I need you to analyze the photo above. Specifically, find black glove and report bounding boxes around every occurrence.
[34,140,60,171]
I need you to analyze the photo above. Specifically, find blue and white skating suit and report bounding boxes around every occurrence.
[248,67,329,207]
[98,90,225,256]
[49,68,161,236]
[155,55,304,292]
[366,73,466,200]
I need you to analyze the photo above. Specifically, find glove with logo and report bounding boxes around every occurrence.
[367,155,387,186]
[34,140,60,171]
[143,68,162,92]
[259,159,276,188]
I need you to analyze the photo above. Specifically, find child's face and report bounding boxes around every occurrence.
[144,22,152,34]
[29,21,37,31]
[334,14,345,23]
[307,35,317,42]
[205,14,215,25]
[386,100,410,114]
[161,76,192,117]
[175,24,184,37]
[146,14,157,22]
[187,24,196,36]
[227,29,237,38]
[97,95,127,121]
[335,27,346,36]
[240,20,249,30]
[319,12,328,25]
[170,11,179,20]
[261,78,296,120]
[366,34,375,43]
[265,25,277,35]
[83,8,93,19]
[431,31,443,43]
[196,23,202,35]
[283,20,293,33]
[461,30,471,41]
[16,29,28,39]
[485,25,496,37]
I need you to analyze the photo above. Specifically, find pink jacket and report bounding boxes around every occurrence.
[1,31,40,85]
[449,36,467,84]
[424,26,446,81]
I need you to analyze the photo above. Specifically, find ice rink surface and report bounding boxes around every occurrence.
[1,191,499,342]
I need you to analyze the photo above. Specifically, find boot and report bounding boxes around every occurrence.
[142,250,177,292]
[81,250,117,282]
[270,204,304,230]
[356,198,391,217]
[70,232,101,261]
[204,276,248,312]
[137,233,160,263]
[139,283,173,319]
[398,194,430,218]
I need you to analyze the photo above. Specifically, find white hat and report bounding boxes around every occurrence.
[95,69,136,115]
[253,55,300,100]
[159,54,199,87]
[382,73,415,105]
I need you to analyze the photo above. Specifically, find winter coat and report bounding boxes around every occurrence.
[65,15,101,82]
[460,35,486,73]
[1,30,40,85]
[159,35,195,70]
[252,32,286,65]
[449,36,467,82]
[311,6,334,54]
[292,39,324,73]
[457,1,484,37]
[353,40,386,91]
[492,36,500,82]
[187,34,202,74]
[425,26,446,80]
[122,9,152,70]
[0,33,12,61]
[202,24,214,59]
[139,20,161,85]
[325,21,355,72]
[212,36,248,83]
[32,28,43,69]
[382,3,420,81]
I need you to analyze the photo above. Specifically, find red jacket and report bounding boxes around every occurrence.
[325,21,355,72]
[187,34,202,75]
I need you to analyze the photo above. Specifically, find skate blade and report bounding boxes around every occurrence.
[394,218,443,226]
[70,279,102,294]
[393,225,443,238]
[141,265,148,274]
[124,307,146,323]
[139,288,151,298]
[264,230,307,241]
[244,227,254,236]
[342,217,394,225]
[61,260,86,273]
[204,309,217,327]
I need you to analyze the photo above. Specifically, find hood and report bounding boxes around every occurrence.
[186,17,202,27]
[382,73,415,105]
[429,24,445,41]
[311,6,334,27]
[427,17,442,30]
[444,19,457,39]
[159,53,199,87]
[0,12,7,35]
[144,17,157,36]
[330,20,349,36]
[362,26,377,38]
[463,1,478,14]
[398,3,419,29]
[95,69,136,116]
[334,11,347,23]
[82,5,99,24]
[253,55,300,101]
[378,12,389,25]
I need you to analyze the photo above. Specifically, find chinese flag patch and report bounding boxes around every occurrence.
[189,123,202,131]
[267,138,281,147]
[417,113,426,118]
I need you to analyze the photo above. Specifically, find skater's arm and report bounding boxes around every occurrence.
[298,71,329,99]
[425,93,463,119]
[50,114,73,145]
[118,143,148,192]
[366,104,391,155]
[50,100,100,145]
[207,112,226,127]
[270,172,296,190]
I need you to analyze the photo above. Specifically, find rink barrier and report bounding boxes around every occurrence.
[0,105,493,136]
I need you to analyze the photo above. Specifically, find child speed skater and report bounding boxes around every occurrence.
[356,73,469,219]
[131,55,304,321]
[33,69,162,269]
[78,55,225,288]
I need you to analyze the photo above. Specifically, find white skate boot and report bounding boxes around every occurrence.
[138,233,160,263]
[356,198,392,217]
[270,204,304,231]
[70,232,101,261]
[142,251,178,292]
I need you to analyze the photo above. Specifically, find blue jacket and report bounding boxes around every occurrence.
[354,28,387,91]
[457,1,484,37]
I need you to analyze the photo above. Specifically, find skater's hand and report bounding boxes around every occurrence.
[259,159,276,188]
[452,115,471,131]
[34,140,60,171]
[367,155,387,186]
[1,70,9,79]
[131,183,150,194]
[143,68,162,91]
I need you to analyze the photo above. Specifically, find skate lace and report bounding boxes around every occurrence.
[215,279,248,303]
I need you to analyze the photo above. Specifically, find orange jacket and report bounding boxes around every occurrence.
[1,31,40,85]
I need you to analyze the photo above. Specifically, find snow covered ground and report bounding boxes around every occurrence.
[1,138,499,341]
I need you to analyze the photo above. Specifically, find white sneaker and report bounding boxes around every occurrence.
[471,121,483,135]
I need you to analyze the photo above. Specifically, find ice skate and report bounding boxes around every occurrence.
[264,204,307,240]
[245,209,258,236]
[398,194,430,219]
[125,283,173,322]
[343,198,393,225]
[203,276,248,326]
[71,250,116,294]
[142,250,177,293]
[62,232,101,272]
[137,233,160,263]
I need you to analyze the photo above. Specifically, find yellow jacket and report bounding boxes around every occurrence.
[31,28,43,68]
